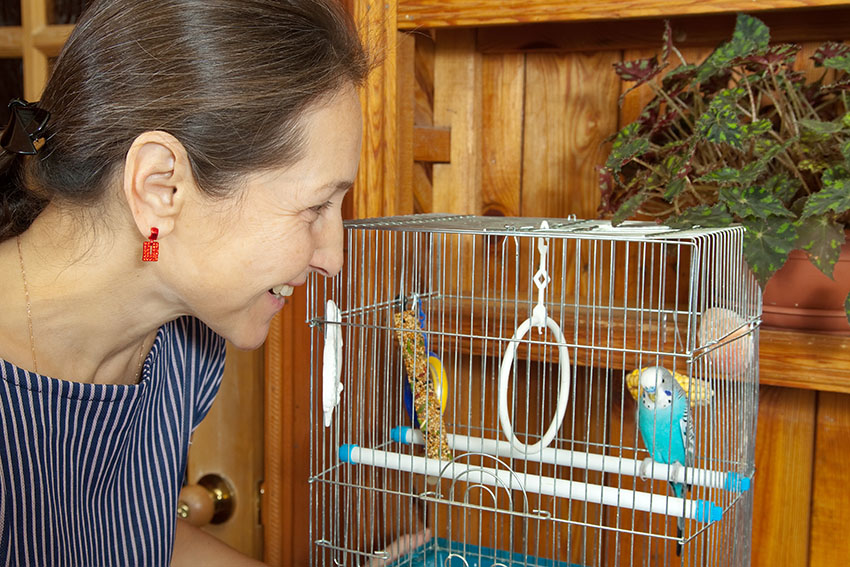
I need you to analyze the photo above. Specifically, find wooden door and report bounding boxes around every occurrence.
[3,1,266,559]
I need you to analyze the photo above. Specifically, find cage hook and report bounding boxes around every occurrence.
[531,220,551,332]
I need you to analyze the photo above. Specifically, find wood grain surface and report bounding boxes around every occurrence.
[398,0,850,29]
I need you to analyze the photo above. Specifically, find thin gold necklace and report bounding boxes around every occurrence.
[16,236,146,382]
[16,236,37,373]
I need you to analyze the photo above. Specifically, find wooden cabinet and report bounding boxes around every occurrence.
[263,1,850,565]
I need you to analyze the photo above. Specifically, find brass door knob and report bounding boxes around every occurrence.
[177,474,236,526]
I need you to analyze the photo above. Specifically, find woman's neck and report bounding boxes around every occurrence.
[2,207,176,384]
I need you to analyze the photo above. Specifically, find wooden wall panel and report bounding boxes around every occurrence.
[432,28,482,214]
[413,31,437,213]
[481,53,525,217]
[809,392,850,565]
[397,31,416,216]
[521,51,620,219]
[751,385,816,567]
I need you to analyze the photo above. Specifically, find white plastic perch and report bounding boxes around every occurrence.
[391,426,750,493]
[339,444,724,524]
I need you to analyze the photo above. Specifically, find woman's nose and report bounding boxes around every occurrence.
[311,214,345,278]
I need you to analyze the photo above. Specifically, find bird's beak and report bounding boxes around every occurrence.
[648,391,656,403]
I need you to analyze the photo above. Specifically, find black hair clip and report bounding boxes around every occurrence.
[0,98,51,155]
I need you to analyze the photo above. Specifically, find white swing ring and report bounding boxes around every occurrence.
[498,315,571,455]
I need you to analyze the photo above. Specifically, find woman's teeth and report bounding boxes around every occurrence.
[271,284,294,298]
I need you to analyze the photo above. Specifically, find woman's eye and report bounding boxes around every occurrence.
[309,201,333,215]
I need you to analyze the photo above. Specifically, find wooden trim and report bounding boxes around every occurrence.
[263,288,312,566]
[21,0,49,100]
[32,24,73,55]
[398,0,850,29]
[353,0,401,218]
[262,313,286,566]
[413,124,450,163]
[477,7,850,53]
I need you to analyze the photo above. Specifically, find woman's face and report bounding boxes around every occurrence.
[171,85,362,349]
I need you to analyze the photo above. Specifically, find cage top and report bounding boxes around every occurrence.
[344,213,742,241]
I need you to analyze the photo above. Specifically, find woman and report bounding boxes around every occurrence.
[0,0,368,565]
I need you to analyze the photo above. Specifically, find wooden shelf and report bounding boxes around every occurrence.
[412,300,850,394]
[759,327,850,393]
[398,0,850,29]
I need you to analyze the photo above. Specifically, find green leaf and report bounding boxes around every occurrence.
[696,167,745,185]
[822,53,850,73]
[606,123,650,173]
[719,186,796,221]
[731,14,771,51]
[662,20,674,63]
[799,117,845,142]
[741,217,799,287]
[696,87,747,149]
[611,191,648,225]
[656,152,693,199]
[662,176,687,200]
[613,56,662,84]
[696,14,770,82]
[764,174,802,203]
[697,107,744,149]
[696,158,771,187]
[742,118,772,139]
[661,64,698,94]
[812,41,850,67]
[664,204,734,229]
[801,166,850,218]
[795,215,846,277]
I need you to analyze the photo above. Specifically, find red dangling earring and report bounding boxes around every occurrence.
[142,227,159,262]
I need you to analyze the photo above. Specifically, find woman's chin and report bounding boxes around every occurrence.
[225,323,272,352]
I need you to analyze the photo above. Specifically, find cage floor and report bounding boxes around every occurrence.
[387,537,586,567]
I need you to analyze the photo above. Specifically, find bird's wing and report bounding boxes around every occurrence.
[680,404,695,469]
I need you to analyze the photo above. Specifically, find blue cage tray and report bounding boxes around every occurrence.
[386,537,586,567]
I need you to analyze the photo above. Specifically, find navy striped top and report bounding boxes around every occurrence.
[0,316,226,567]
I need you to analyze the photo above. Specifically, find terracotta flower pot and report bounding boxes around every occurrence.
[762,243,850,334]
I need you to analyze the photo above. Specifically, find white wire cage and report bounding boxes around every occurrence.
[308,214,760,567]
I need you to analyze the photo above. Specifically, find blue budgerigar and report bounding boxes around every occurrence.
[636,366,694,554]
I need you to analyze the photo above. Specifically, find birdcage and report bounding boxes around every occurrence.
[308,214,760,567]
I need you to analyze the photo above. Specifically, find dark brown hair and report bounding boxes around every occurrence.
[0,0,369,239]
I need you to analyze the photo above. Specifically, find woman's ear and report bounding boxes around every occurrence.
[123,131,193,239]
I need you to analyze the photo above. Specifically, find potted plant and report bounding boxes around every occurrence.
[598,13,850,330]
